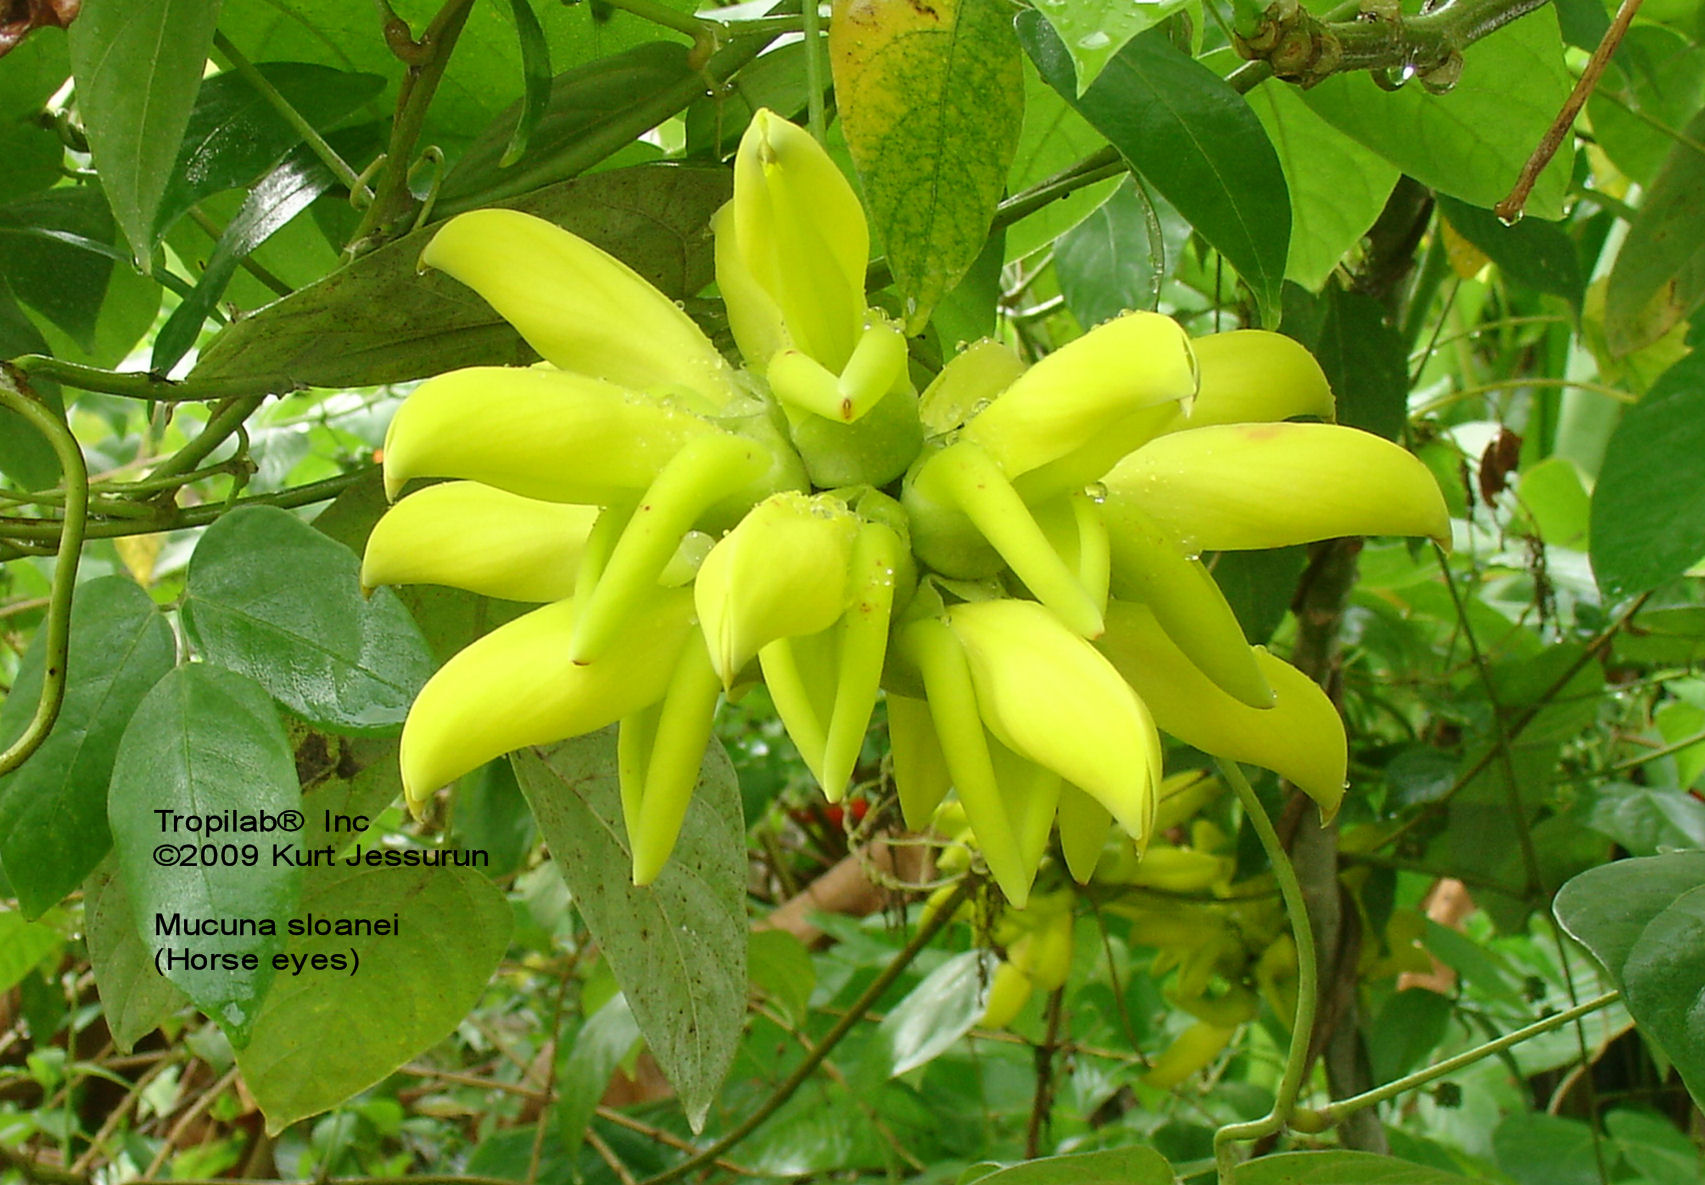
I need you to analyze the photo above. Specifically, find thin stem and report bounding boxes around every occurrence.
[1496,0,1645,222]
[0,372,88,778]
[212,31,371,199]
[1212,761,1320,1185]
[8,355,287,403]
[636,876,976,1185]
[597,0,716,39]
[801,1,826,145]
[148,394,269,482]
[1292,991,1621,1131]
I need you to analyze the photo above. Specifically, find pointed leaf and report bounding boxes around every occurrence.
[554,994,641,1157]
[68,0,223,264]
[0,576,176,917]
[1590,351,1705,597]
[85,860,189,1053]
[108,665,301,1046]
[1620,885,1705,1109]
[498,0,553,167]
[1555,852,1705,984]
[182,505,434,736]
[1020,16,1290,325]
[0,28,70,203]
[874,948,994,1076]
[236,861,512,1132]
[1030,0,1188,94]
[512,730,745,1130]
[831,0,1026,330]
[0,186,121,350]
[1437,197,1584,307]
[1604,106,1705,355]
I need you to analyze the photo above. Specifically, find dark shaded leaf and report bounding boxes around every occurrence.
[1437,197,1583,306]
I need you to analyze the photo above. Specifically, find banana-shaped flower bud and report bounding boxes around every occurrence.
[362,481,598,602]
[696,492,861,686]
[1097,600,1347,818]
[944,599,1161,848]
[724,108,868,373]
[1143,1021,1238,1089]
[399,588,695,815]
[1103,422,1452,553]
[961,311,1197,493]
[1153,329,1335,435]
[381,367,718,503]
[420,209,739,409]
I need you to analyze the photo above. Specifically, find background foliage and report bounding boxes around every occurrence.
[2,0,1705,1182]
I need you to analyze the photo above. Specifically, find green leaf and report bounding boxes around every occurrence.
[0,286,62,490]
[236,861,512,1133]
[0,186,122,350]
[1030,0,1189,94]
[975,1146,1176,1185]
[1302,15,1574,221]
[1003,63,1120,261]
[512,729,746,1131]
[1604,106,1705,356]
[1056,178,1185,327]
[749,929,815,1024]
[0,908,63,995]
[1437,197,1583,306]
[873,949,993,1077]
[1621,884,1705,1109]
[153,143,337,371]
[1555,851,1705,979]
[0,576,176,918]
[85,860,189,1053]
[108,664,302,1046]
[1020,16,1290,325]
[1589,351,1705,597]
[0,26,71,204]
[1209,545,1307,644]
[832,0,1026,330]
[1368,988,1454,1085]
[1247,80,1398,292]
[190,163,729,389]
[1606,1108,1705,1185]
[67,0,223,265]
[1586,26,1705,188]
[554,994,640,1157]
[1493,1113,1602,1185]
[154,61,384,239]
[182,505,433,736]
[1308,285,1409,440]
[1576,782,1705,855]
[453,758,535,880]
[1235,1149,1485,1184]
[497,0,552,168]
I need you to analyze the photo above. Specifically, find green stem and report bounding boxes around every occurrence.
[8,355,287,403]
[801,0,826,145]
[1292,991,1621,1132]
[211,31,371,199]
[636,877,976,1185]
[0,372,88,778]
[597,0,717,39]
[350,0,478,251]
[147,394,269,482]
[1212,761,1320,1185]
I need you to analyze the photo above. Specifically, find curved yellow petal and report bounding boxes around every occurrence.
[1056,782,1110,885]
[887,692,951,829]
[420,209,737,407]
[918,338,1026,436]
[695,492,859,686]
[1097,600,1347,818]
[381,366,716,503]
[362,481,596,602]
[399,588,694,811]
[1155,329,1334,434]
[1104,422,1451,552]
[945,599,1159,846]
[963,311,1196,479]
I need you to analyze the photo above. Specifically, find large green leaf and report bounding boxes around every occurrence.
[1055,178,1188,327]
[153,61,385,238]
[189,163,729,389]
[1030,0,1188,94]
[1310,285,1409,440]
[67,0,223,265]
[1437,197,1583,306]
[1020,16,1290,325]
[1555,852,1705,1107]
[832,0,1025,331]
[0,186,122,350]
[1248,80,1397,292]
[1589,351,1705,597]
[1003,64,1120,261]
[1235,1150,1484,1183]
[236,860,512,1132]
[512,729,746,1130]
[85,860,189,1053]
[1493,1112,1603,1185]
[1586,25,1705,188]
[1604,106,1705,356]
[974,1146,1176,1185]
[0,576,176,918]
[182,505,434,736]
[1302,14,1574,220]
[0,908,63,995]
[108,664,302,1046]
[0,26,71,204]
[1575,782,1705,855]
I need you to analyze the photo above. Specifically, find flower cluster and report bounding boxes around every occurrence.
[363,110,1448,903]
